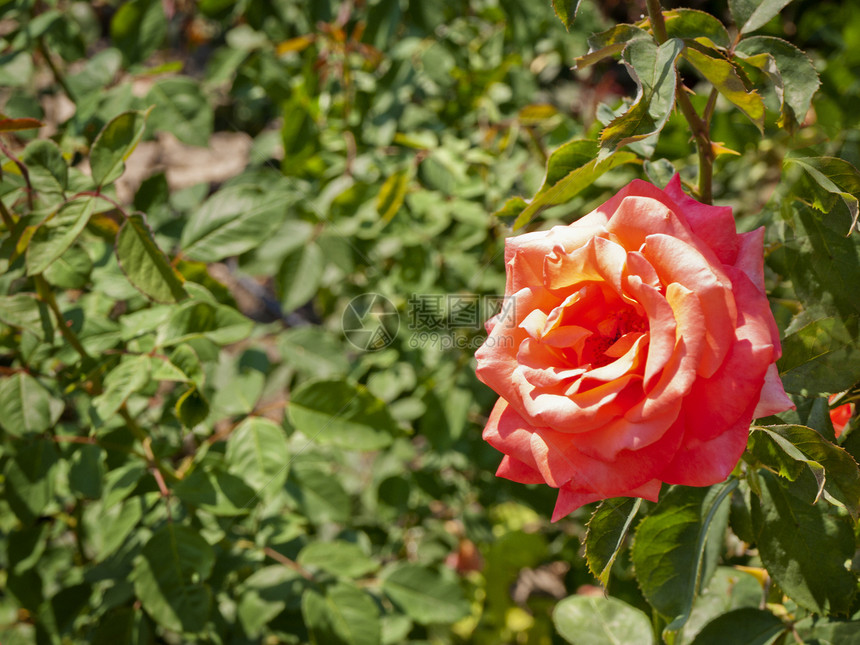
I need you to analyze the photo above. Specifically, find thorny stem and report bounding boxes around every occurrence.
[645,0,716,204]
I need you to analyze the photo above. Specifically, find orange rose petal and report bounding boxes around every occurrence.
[625,276,676,389]
[660,403,753,486]
[551,478,661,521]
[641,233,736,378]
[684,267,783,443]
[496,454,546,484]
[606,195,692,252]
[664,174,740,265]
[629,283,706,422]
[753,364,795,419]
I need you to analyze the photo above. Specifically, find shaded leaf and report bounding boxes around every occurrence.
[288,379,399,451]
[631,481,735,633]
[786,156,860,235]
[752,424,860,517]
[132,523,214,634]
[690,608,786,645]
[91,355,151,421]
[145,77,213,147]
[751,470,856,615]
[174,465,256,515]
[277,241,325,312]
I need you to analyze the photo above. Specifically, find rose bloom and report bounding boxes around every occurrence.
[476,176,794,521]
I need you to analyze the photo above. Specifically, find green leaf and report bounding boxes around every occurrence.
[0,372,63,437]
[175,385,209,427]
[180,184,292,262]
[6,523,50,574]
[0,294,53,341]
[540,140,599,191]
[512,150,638,230]
[21,139,67,194]
[795,616,860,644]
[492,196,528,224]
[576,24,649,69]
[380,564,469,625]
[689,608,786,645]
[298,541,379,579]
[599,38,685,152]
[145,77,213,147]
[684,567,766,641]
[237,567,308,638]
[88,498,144,562]
[91,355,151,421]
[174,464,256,515]
[631,480,736,632]
[751,470,856,614]
[551,0,583,31]
[277,241,325,312]
[116,212,187,303]
[729,0,794,34]
[303,583,381,645]
[735,37,819,130]
[584,497,641,587]
[278,327,350,379]
[684,45,765,131]
[4,439,59,523]
[225,417,290,498]
[26,196,96,275]
[102,461,147,508]
[68,444,105,499]
[786,157,860,235]
[90,109,149,187]
[158,300,253,347]
[110,0,166,65]
[752,425,860,517]
[132,523,214,634]
[43,243,93,288]
[290,465,351,525]
[288,380,399,451]
[663,9,731,49]
[377,169,410,222]
[553,595,655,645]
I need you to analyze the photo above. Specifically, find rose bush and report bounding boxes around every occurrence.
[476,176,794,520]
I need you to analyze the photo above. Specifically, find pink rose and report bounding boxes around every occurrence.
[476,176,794,521]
